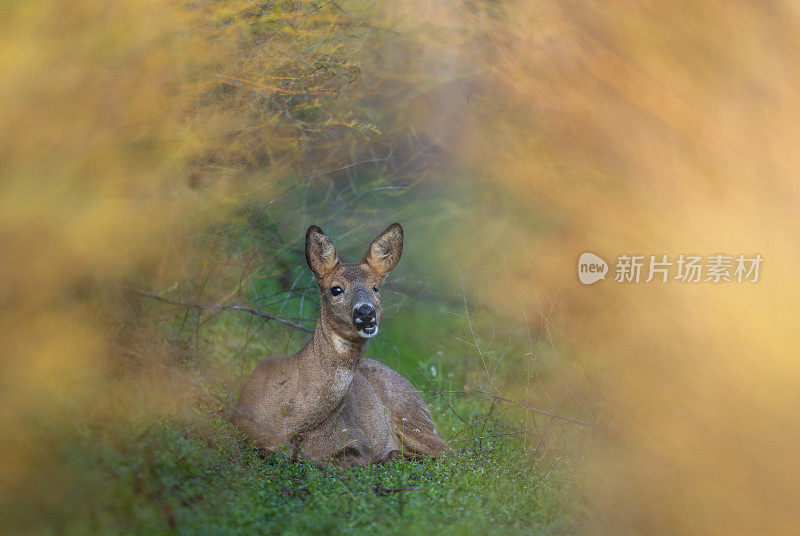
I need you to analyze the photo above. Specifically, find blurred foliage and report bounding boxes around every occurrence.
[0,0,582,533]
[3,0,800,535]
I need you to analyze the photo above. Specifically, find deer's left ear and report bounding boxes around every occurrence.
[362,223,403,277]
[306,225,340,279]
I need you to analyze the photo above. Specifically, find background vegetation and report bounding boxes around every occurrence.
[2,1,799,535]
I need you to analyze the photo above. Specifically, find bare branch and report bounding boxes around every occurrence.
[459,272,491,384]
[416,366,468,425]
[128,288,314,333]
[474,389,600,428]
[449,429,534,444]
[446,406,512,442]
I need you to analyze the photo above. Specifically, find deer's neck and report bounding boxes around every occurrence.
[310,318,367,370]
[289,320,366,433]
[295,320,366,411]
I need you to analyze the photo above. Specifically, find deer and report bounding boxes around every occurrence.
[233,223,450,466]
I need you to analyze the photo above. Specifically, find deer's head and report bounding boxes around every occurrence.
[305,223,403,341]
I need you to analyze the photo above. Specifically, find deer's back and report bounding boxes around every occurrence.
[350,359,450,459]
[233,356,299,443]
[234,356,449,463]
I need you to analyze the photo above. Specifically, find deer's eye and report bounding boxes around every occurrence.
[330,286,343,296]
[372,286,379,293]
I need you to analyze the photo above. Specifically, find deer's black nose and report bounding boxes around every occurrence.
[353,303,376,326]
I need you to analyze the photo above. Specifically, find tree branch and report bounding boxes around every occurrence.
[417,366,468,425]
[449,429,533,444]
[127,288,314,333]
[474,389,600,428]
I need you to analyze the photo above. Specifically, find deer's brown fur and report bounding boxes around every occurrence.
[233,223,450,466]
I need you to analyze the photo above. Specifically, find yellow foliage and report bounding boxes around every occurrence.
[2,0,799,533]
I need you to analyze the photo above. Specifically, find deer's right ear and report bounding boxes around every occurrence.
[362,223,403,277]
[305,225,340,279]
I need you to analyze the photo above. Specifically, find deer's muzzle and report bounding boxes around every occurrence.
[353,303,377,336]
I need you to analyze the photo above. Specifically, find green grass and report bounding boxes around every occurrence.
[20,403,578,536]
[7,257,582,535]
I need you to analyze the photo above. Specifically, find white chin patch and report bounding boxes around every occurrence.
[332,334,353,354]
[358,326,378,338]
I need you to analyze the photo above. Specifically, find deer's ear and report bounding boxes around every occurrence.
[362,223,403,277]
[305,225,340,279]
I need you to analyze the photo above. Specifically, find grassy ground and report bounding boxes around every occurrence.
[7,287,583,535]
[5,187,586,534]
[38,405,577,536]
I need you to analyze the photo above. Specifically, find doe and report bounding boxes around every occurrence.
[234,223,450,466]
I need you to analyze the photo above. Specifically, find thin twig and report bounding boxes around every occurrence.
[128,288,314,333]
[303,0,338,16]
[449,429,533,444]
[446,405,511,442]
[315,157,389,179]
[372,483,421,496]
[279,271,305,314]
[474,390,599,428]
[459,272,491,383]
[416,367,468,425]
[477,399,496,452]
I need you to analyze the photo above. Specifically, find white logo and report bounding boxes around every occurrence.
[578,252,763,285]
[578,252,608,285]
